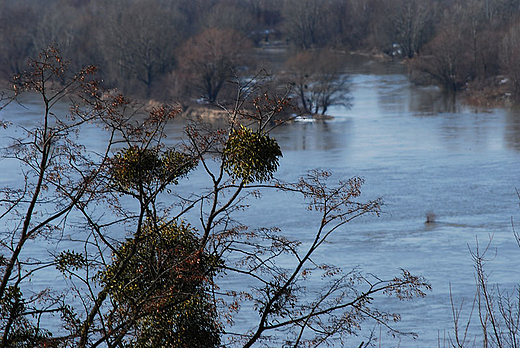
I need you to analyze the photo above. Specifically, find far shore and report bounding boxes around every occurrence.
[1,48,515,116]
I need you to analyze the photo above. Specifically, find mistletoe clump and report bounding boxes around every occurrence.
[100,221,222,348]
[222,125,282,184]
[109,146,196,192]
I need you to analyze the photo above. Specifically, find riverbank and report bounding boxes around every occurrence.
[462,76,513,108]
[403,56,515,109]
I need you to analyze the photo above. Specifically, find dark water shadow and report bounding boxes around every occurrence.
[505,107,520,151]
[410,89,459,115]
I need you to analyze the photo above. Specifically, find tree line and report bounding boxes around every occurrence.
[3,0,520,105]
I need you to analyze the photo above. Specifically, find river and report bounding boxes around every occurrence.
[264,57,520,346]
[1,55,520,347]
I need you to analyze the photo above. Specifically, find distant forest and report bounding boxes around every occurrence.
[2,0,520,102]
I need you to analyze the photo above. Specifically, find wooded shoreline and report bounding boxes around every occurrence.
[2,0,520,110]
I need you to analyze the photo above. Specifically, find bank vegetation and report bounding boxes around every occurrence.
[3,0,520,109]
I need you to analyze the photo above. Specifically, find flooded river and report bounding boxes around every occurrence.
[264,57,520,346]
[2,56,520,346]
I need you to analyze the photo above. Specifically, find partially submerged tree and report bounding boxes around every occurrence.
[410,1,503,92]
[0,47,430,347]
[411,9,475,92]
[284,50,352,115]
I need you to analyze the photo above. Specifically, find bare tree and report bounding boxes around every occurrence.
[177,28,252,103]
[100,0,188,98]
[203,0,256,35]
[284,50,352,115]
[0,1,38,79]
[384,0,438,58]
[446,190,520,348]
[501,22,520,100]
[0,46,107,346]
[30,2,83,68]
[411,21,473,91]
[281,0,330,49]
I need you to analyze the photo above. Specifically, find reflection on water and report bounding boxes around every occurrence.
[505,107,520,151]
[409,89,459,114]
[274,119,353,152]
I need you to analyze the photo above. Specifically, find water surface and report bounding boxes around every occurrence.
[263,58,520,346]
[1,57,520,347]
